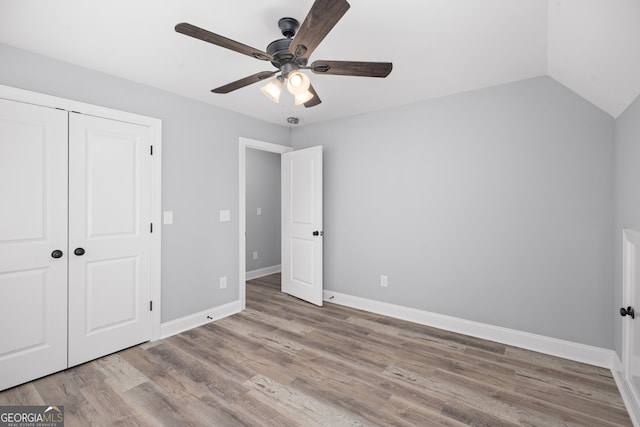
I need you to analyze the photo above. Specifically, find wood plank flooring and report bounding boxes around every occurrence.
[0,273,632,426]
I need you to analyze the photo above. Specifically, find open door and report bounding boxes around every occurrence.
[281,146,323,306]
[621,228,640,423]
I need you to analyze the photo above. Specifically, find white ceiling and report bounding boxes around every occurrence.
[0,0,638,126]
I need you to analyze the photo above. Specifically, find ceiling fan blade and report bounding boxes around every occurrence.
[304,84,322,108]
[211,71,277,94]
[175,23,272,61]
[311,60,393,77]
[290,0,351,60]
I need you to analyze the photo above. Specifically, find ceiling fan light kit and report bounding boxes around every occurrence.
[286,71,311,95]
[175,0,392,109]
[260,77,284,103]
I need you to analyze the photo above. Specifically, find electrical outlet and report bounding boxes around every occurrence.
[219,276,227,289]
[257,207,262,216]
[380,275,388,287]
[252,251,258,260]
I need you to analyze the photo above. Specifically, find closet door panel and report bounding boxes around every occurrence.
[0,99,68,391]
[68,113,151,367]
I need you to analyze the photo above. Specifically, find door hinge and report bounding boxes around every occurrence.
[150,301,153,311]
[150,223,153,233]
[150,145,153,156]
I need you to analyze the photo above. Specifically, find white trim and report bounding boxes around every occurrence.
[613,354,640,427]
[239,137,292,310]
[0,84,163,342]
[323,290,617,369]
[621,228,639,374]
[149,121,162,341]
[0,84,160,126]
[160,300,242,339]
[246,264,282,280]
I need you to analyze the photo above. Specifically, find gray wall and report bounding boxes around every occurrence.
[246,148,281,271]
[0,43,290,323]
[1,42,624,351]
[292,76,615,349]
[614,95,640,356]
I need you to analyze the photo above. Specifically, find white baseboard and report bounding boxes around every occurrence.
[159,300,241,340]
[323,290,616,370]
[246,264,281,280]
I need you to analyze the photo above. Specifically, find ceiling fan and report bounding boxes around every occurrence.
[175,0,392,108]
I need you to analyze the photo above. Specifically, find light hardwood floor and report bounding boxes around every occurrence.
[0,273,632,426]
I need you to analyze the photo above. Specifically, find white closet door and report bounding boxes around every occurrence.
[68,113,152,367]
[0,99,68,390]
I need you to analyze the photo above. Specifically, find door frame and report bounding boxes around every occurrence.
[0,84,163,341]
[621,228,640,424]
[238,137,292,309]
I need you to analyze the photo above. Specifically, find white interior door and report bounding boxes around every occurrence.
[0,99,68,390]
[281,146,323,306]
[622,229,640,419]
[68,113,152,367]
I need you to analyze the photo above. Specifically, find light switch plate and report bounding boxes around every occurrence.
[219,210,231,222]
[163,211,173,225]
[257,207,262,216]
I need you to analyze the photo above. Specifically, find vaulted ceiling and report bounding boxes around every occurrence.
[0,0,638,126]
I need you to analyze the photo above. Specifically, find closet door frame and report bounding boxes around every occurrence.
[0,84,163,341]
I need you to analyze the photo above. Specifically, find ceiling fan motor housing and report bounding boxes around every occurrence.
[266,35,307,70]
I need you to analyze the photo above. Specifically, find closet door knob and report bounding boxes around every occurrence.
[74,247,85,256]
[51,250,63,259]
